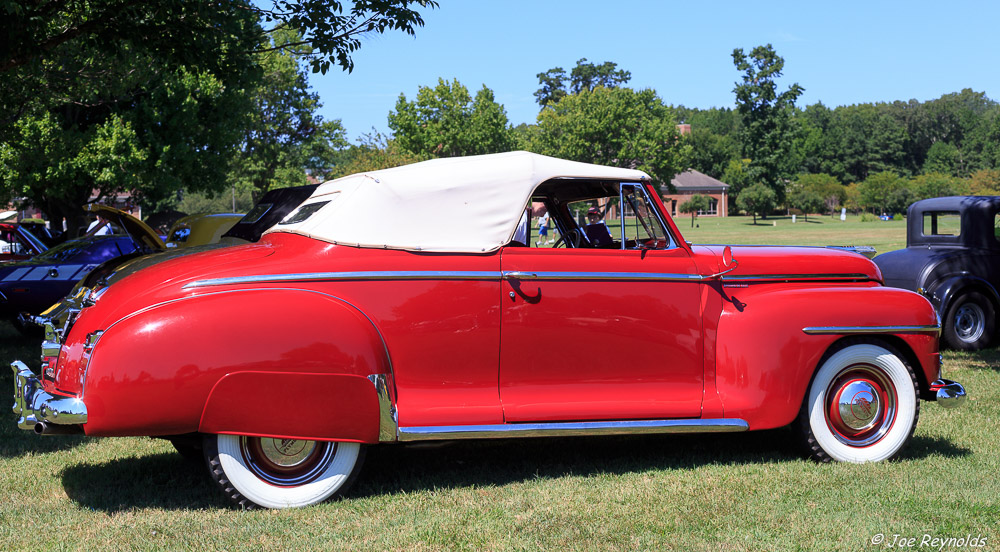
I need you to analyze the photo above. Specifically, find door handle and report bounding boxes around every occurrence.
[503,271,538,280]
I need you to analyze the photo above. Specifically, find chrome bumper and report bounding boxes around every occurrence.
[930,378,967,409]
[11,361,87,432]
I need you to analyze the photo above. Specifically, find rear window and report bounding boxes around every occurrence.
[922,211,961,236]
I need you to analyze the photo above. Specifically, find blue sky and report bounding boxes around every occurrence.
[311,1,1000,141]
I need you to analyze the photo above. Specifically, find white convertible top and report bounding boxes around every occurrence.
[264,151,650,253]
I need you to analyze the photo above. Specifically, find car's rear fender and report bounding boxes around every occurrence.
[714,285,939,430]
[929,274,1000,318]
[80,287,393,442]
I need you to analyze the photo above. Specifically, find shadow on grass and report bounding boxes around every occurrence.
[949,347,1000,372]
[59,427,973,512]
[61,452,226,511]
[0,428,88,458]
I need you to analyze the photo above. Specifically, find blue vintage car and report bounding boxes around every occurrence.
[0,206,164,328]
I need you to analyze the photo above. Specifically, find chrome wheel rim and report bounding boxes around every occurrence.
[825,365,897,447]
[954,303,986,343]
[240,437,336,487]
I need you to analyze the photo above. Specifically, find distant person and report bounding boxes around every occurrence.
[584,206,613,247]
[86,215,112,236]
[536,211,551,245]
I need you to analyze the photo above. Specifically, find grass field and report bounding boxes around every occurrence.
[3,217,997,551]
[533,214,910,255]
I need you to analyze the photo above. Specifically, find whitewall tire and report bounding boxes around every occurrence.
[796,341,919,463]
[204,434,364,509]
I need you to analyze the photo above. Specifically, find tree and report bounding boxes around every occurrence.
[736,183,777,224]
[969,169,1000,195]
[534,68,568,108]
[229,28,349,203]
[732,44,804,202]
[795,173,845,213]
[533,59,631,108]
[388,78,517,157]
[911,172,968,201]
[328,131,428,178]
[530,86,690,190]
[721,158,753,210]
[858,171,902,214]
[1,1,438,232]
[789,188,824,221]
[679,194,710,227]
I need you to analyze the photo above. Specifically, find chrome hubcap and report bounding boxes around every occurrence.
[954,304,985,343]
[825,365,897,447]
[240,437,335,486]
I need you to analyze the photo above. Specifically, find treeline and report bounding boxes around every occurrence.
[679,89,1000,215]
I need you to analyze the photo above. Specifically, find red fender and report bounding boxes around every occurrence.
[81,288,391,441]
[714,285,938,430]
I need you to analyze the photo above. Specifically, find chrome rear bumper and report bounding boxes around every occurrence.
[930,379,967,409]
[11,361,87,432]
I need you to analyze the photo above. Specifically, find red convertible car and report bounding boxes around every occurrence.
[13,152,966,509]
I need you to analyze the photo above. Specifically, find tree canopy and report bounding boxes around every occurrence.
[529,86,690,190]
[732,44,804,203]
[534,58,631,108]
[388,78,517,158]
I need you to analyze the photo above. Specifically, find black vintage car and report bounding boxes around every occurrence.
[874,196,1000,350]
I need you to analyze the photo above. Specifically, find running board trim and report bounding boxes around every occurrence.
[396,418,749,441]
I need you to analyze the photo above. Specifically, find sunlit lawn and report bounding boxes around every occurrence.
[533,213,909,254]
[3,216,997,551]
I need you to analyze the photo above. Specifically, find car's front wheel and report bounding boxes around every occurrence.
[795,341,919,463]
[204,434,364,509]
[943,291,994,350]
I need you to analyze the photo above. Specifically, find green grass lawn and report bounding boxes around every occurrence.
[2,217,996,550]
[2,324,997,550]
[533,214,909,254]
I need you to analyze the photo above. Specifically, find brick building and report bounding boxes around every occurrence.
[660,170,729,217]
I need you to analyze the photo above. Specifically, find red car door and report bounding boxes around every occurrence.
[499,245,705,422]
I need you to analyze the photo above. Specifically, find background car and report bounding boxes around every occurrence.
[0,222,49,263]
[0,205,164,329]
[165,213,244,249]
[874,196,1000,350]
[13,152,965,509]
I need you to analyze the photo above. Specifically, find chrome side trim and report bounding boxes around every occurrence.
[722,273,873,282]
[397,418,749,441]
[183,271,499,289]
[367,374,398,442]
[802,325,941,336]
[502,271,705,282]
[185,270,877,290]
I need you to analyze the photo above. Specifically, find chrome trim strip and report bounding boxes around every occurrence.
[802,325,941,336]
[183,271,499,289]
[722,273,873,282]
[503,271,705,282]
[185,270,876,289]
[397,418,749,441]
[367,374,398,442]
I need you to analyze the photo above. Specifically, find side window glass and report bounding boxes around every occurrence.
[621,185,672,250]
[994,212,1000,243]
[569,198,617,248]
[922,211,961,236]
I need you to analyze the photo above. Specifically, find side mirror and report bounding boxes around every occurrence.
[722,245,736,268]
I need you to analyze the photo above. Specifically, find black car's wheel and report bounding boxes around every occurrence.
[794,340,919,463]
[204,434,365,509]
[943,291,994,350]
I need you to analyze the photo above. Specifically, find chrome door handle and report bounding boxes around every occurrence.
[503,271,538,280]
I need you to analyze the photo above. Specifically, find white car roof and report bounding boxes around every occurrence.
[264,151,650,253]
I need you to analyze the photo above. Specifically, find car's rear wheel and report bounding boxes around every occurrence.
[943,291,994,350]
[204,434,364,509]
[795,341,919,463]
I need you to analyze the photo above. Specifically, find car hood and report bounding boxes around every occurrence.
[693,244,883,282]
[86,204,166,251]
